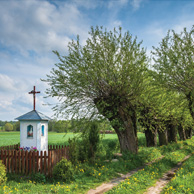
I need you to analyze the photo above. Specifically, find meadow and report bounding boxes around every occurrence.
[0,131,120,147]
[0,131,194,194]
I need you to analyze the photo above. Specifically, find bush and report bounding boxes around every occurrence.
[0,161,7,185]
[5,123,13,131]
[53,158,75,182]
[68,122,100,164]
[88,122,100,159]
[30,173,46,183]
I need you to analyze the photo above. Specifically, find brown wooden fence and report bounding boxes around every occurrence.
[0,144,20,150]
[0,145,69,177]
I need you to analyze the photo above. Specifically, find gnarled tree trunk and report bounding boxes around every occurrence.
[178,124,186,140]
[185,127,193,139]
[144,128,157,147]
[158,129,168,146]
[94,97,138,153]
[167,124,177,143]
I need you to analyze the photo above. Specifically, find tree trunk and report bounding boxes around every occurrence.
[115,125,137,153]
[185,127,192,139]
[178,125,186,140]
[167,124,177,143]
[144,128,157,147]
[94,97,138,153]
[158,130,168,146]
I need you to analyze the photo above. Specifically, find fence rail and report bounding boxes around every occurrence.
[0,145,69,177]
[0,144,20,150]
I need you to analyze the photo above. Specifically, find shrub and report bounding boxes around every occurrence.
[88,122,100,159]
[68,122,100,164]
[30,173,46,183]
[53,158,75,182]
[0,161,7,185]
[4,123,13,131]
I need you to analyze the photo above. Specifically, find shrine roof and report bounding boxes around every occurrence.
[15,110,51,121]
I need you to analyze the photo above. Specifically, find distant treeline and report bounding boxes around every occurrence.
[0,119,114,133]
[48,119,114,133]
[0,121,20,131]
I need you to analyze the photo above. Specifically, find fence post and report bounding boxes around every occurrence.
[32,151,35,174]
[25,151,28,175]
[11,150,14,173]
[48,151,51,177]
[18,150,21,174]
[7,150,11,173]
[44,151,47,175]
[36,151,39,173]
[40,151,43,174]
[14,150,18,174]
[21,150,25,174]
[29,151,32,175]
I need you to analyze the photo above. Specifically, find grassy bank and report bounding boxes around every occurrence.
[1,138,194,194]
[107,140,194,194]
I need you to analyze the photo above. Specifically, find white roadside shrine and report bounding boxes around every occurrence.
[16,86,50,153]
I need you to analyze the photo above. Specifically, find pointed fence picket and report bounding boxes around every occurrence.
[0,145,69,177]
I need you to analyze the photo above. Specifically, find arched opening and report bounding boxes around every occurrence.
[41,125,45,136]
[27,125,33,138]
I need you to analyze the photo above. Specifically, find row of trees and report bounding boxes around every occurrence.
[44,25,194,154]
[0,121,20,131]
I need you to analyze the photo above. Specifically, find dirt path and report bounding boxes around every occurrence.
[87,156,164,194]
[144,154,192,194]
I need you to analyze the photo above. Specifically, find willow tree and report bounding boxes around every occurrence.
[44,26,148,153]
[152,26,194,121]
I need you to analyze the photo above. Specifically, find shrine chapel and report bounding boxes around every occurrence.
[16,86,50,153]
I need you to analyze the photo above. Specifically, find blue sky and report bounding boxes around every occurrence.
[0,0,194,121]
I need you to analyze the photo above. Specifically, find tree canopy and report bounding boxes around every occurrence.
[152,26,194,118]
[44,26,148,153]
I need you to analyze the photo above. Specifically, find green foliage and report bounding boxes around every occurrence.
[107,140,194,194]
[44,26,148,120]
[54,120,71,133]
[1,136,194,194]
[0,161,7,185]
[88,122,100,158]
[68,122,100,163]
[13,121,20,131]
[162,154,194,194]
[4,123,13,132]
[152,26,194,121]
[30,173,46,183]
[53,158,75,182]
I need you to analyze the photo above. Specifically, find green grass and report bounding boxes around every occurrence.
[0,132,118,147]
[107,139,194,194]
[0,132,77,147]
[0,131,146,147]
[0,141,162,194]
[162,152,194,194]
[1,132,194,194]
[0,132,20,147]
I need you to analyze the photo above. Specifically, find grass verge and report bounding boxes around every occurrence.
[162,153,194,194]
[106,139,194,194]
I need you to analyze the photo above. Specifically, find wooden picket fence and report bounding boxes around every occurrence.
[0,145,69,177]
[0,144,20,150]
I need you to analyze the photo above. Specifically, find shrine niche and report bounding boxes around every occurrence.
[16,86,51,153]
[27,125,33,138]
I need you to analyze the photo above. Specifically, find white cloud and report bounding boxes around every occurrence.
[0,74,16,92]
[108,0,128,9]
[0,0,90,56]
[130,0,143,10]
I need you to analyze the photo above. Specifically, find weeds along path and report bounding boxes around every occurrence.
[87,156,164,194]
[144,154,192,194]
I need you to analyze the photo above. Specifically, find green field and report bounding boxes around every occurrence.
[0,131,194,194]
[0,131,119,147]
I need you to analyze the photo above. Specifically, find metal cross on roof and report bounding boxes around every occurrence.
[29,86,40,110]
